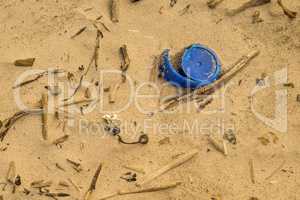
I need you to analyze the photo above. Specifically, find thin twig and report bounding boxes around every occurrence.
[137,149,198,186]
[84,163,102,200]
[249,159,255,184]
[265,160,286,180]
[41,93,48,140]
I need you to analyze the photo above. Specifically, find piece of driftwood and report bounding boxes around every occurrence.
[99,182,181,200]
[41,94,48,140]
[277,0,297,19]
[207,0,224,9]
[161,50,260,110]
[14,58,35,67]
[111,0,120,23]
[137,149,198,186]
[226,0,271,16]
[83,163,102,200]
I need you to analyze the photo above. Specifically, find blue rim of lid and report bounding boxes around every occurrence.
[181,44,221,86]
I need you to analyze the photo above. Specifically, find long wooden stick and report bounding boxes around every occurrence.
[137,149,198,186]
[98,182,181,200]
[161,50,260,110]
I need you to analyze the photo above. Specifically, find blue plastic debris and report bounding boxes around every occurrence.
[160,44,221,89]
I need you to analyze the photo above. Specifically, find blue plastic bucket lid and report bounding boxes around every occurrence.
[181,44,221,86]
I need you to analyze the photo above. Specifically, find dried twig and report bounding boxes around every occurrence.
[68,178,80,192]
[111,0,120,23]
[31,180,52,188]
[108,82,122,104]
[84,163,102,200]
[137,149,198,186]
[52,135,69,145]
[277,0,297,19]
[99,182,181,200]
[207,0,224,9]
[265,160,286,180]
[71,26,87,39]
[64,30,102,101]
[13,69,63,89]
[179,4,191,16]
[249,159,255,184]
[66,159,82,172]
[0,110,41,141]
[120,45,130,82]
[41,94,48,140]
[226,0,271,16]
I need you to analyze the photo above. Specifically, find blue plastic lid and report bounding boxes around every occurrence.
[159,44,222,89]
[181,44,221,86]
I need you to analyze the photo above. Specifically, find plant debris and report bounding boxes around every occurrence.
[252,10,264,23]
[66,159,83,172]
[249,159,255,184]
[137,149,198,186]
[226,0,271,16]
[257,136,270,145]
[224,129,237,145]
[265,160,286,180]
[120,45,130,82]
[277,0,297,19]
[0,110,41,141]
[13,69,63,89]
[297,94,300,102]
[120,172,137,182]
[111,0,120,23]
[83,163,102,200]
[41,93,48,140]
[71,26,87,39]
[14,58,35,67]
[179,4,191,16]
[52,135,69,146]
[99,182,181,200]
[170,0,177,7]
[207,0,224,9]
